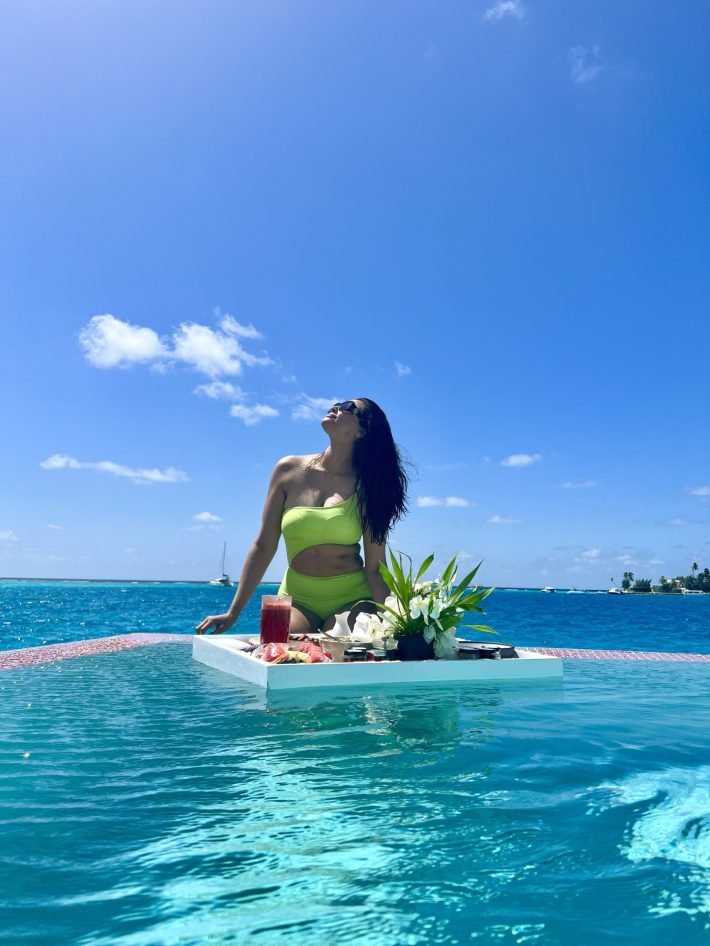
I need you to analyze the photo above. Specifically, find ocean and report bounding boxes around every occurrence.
[1,580,708,654]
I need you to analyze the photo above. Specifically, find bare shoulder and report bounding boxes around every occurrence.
[273,454,315,472]
[272,454,316,483]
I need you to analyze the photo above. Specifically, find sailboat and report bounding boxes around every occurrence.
[209,542,233,587]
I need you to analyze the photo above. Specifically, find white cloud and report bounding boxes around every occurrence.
[569,45,604,85]
[40,455,83,470]
[561,480,597,489]
[0,529,18,542]
[47,523,63,530]
[189,511,223,531]
[219,314,263,340]
[483,1,525,21]
[488,514,521,524]
[580,547,601,560]
[417,496,472,508]
[194,512,222,523]
[686,486,710,497]
[668,518,689,526]
[292,395,339,422]
[79,314,168,368]
[394,361,412,378]
[230,404,279,426]
[615,553,637,565]
[39,454,189,485]
[648,558,665,566]
[501,453,542,468]
[193,381,246,401]
[79,313,271,379]
[172,322,270,378]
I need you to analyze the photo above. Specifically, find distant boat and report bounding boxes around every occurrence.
[608,586,624,595]
[541,586,556,593]
[567,589,585,594]
[682,588,705,595]
[209,542,233,587]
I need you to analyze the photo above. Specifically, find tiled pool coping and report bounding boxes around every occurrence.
[0,633,191,670]
[0,634,708,670]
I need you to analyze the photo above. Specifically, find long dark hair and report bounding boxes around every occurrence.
[352,398,409,544]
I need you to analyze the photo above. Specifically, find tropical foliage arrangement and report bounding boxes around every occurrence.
[354,549,495,659]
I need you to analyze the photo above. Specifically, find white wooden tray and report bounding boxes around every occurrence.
[192,635,563,690]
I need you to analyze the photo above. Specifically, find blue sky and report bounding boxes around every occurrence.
[1,0,708,587]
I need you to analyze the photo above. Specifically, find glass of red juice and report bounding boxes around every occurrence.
[260,594,292,644]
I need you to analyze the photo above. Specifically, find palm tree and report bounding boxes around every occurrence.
[692,562,698,577]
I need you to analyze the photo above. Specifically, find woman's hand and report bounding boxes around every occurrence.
[195,612,237,635]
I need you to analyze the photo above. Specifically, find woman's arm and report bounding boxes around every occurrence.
[362,531,390,606]
[196,459,290,634]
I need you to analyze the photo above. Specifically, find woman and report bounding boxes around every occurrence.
[196,398,408,635]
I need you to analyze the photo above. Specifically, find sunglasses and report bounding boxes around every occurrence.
[332,400,361,417]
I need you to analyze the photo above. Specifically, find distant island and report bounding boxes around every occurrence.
[620,564,710,594]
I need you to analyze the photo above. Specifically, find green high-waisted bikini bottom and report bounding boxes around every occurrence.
[278,567,373,621]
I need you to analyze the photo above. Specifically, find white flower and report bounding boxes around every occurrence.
[352,613,385,641]
[429,597,442,621]
[423,625,436,644]
[370,614,387,635]
[414,580,434,594]
[409,595,429,620]
[384,594,405,616]
[433,629,458,660]
[379,610,398,632]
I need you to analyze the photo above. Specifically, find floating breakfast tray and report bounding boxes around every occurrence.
[192,635,563,690]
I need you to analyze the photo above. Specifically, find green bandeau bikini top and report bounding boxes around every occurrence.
[281,494,363,563]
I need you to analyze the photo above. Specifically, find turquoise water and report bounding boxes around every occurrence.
[1,647,709,945]
[1,580,709,653]
[1,583,709,944]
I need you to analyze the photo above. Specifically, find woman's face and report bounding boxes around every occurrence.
[322,400,365,439]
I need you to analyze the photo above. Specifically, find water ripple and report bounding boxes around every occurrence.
[1,644,709,944]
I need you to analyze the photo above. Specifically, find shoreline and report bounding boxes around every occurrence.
[1,577,706,595]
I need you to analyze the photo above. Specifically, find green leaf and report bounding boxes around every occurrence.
[458,586,493,609]
[399,550,415,599]
[378,562,396,593]
[378,604,406,630]
[451,562,484,602]
[415,553,435,584]
[456,584,494,610]
[389,550,407,599]
[438,614,461,631]
[462,624,498,635]
[440,553,459,586]
[451,572,480,602]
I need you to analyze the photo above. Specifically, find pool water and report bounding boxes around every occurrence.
[2,645,709,945]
